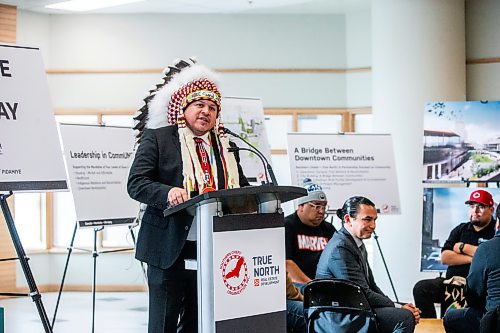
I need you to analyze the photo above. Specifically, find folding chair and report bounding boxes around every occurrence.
[304,278,379,333]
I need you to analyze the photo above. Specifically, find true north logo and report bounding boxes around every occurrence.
[220,250,249,295]
[252,254,281,288]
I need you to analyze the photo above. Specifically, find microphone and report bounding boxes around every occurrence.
[223,127,278,185]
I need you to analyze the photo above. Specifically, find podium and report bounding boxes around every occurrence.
[164,185,306,333]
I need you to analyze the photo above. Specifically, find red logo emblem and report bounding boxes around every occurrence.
[381,204,390,213]
[220,250,249,295]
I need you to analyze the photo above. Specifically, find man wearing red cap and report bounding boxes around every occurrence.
[443,204,500,333]
[413,189,496,318]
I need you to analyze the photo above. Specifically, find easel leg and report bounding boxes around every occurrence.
[91,227,102,333]
[52,221,78,328]
[0,193,53,333]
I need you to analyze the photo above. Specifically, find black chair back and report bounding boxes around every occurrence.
[304,279,378,333]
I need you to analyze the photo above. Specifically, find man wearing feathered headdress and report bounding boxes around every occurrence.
[128,59,249,333]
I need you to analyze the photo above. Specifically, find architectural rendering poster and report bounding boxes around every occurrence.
[420,187,500,272]
[59,124,137,228]
[0,44,67,192]
[221,97,271,184]
[423,101,500,183]
[287,133,401,214]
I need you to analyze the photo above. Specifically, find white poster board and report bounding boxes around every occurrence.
[59,124,137,228]
[221,97,272,184]
[0,44,67,192]
[287,133,401,214]
[213,226,285,322]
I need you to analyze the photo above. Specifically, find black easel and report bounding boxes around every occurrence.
[373,230,399,303]
[51,221,141,333]
[0,192,54,333]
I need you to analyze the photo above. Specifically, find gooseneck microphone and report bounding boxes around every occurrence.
[227,146,269,184]
[223,127,278,185]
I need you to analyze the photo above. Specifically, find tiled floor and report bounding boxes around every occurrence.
[0,293,445,333]
[0,291,148,333]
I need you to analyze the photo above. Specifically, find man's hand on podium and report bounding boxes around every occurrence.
[167,187,188,208]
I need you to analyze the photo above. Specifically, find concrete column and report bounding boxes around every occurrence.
[372,0,465,302]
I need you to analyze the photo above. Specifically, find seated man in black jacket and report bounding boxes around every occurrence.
[413,189,496,318]
[444,205,500,333]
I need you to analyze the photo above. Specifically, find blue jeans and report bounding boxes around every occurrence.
[293,282,306,294]
[287,299,306,333]
[443,307,483,333]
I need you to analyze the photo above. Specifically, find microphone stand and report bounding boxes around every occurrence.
[223,128,278,185]
[373,230,399,303]
[228,146,270,184]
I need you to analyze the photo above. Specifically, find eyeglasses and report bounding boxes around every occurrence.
[307,202,328,212]
[468,203,490,210]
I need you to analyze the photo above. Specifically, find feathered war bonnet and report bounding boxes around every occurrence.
[133,58,241,196]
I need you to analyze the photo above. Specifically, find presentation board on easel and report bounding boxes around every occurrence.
[0,44,67,192]
[1,43,67,333]
[287,133,401,214]
[59,124,137,228]
[221,97,271,184]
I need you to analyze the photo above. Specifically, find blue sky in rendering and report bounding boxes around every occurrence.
[424,101,500,145]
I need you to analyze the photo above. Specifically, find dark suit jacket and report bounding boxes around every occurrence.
[127,125,249,269]
[466,231,500,312]
[316,227,394,309]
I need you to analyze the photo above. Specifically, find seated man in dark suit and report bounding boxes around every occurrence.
[316,196,420,333]
[444,204,500,333]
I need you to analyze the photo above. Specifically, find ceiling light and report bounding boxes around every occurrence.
[46,0,145,12]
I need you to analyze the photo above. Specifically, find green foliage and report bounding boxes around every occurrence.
[471,154,493,163]
[474,164,500,178]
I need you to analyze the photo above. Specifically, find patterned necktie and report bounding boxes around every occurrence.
[194,137,216,193]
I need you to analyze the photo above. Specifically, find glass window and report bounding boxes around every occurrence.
[13,193,45,250]
[264,115,293,150]
[271,154,294,215]
[298,115,342,133]
[55,115,99,125]
[103,225,137,248]
[102,115,134,127]
[271,154,292,187]
[53,192,94,248]
[354,114,373,133]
